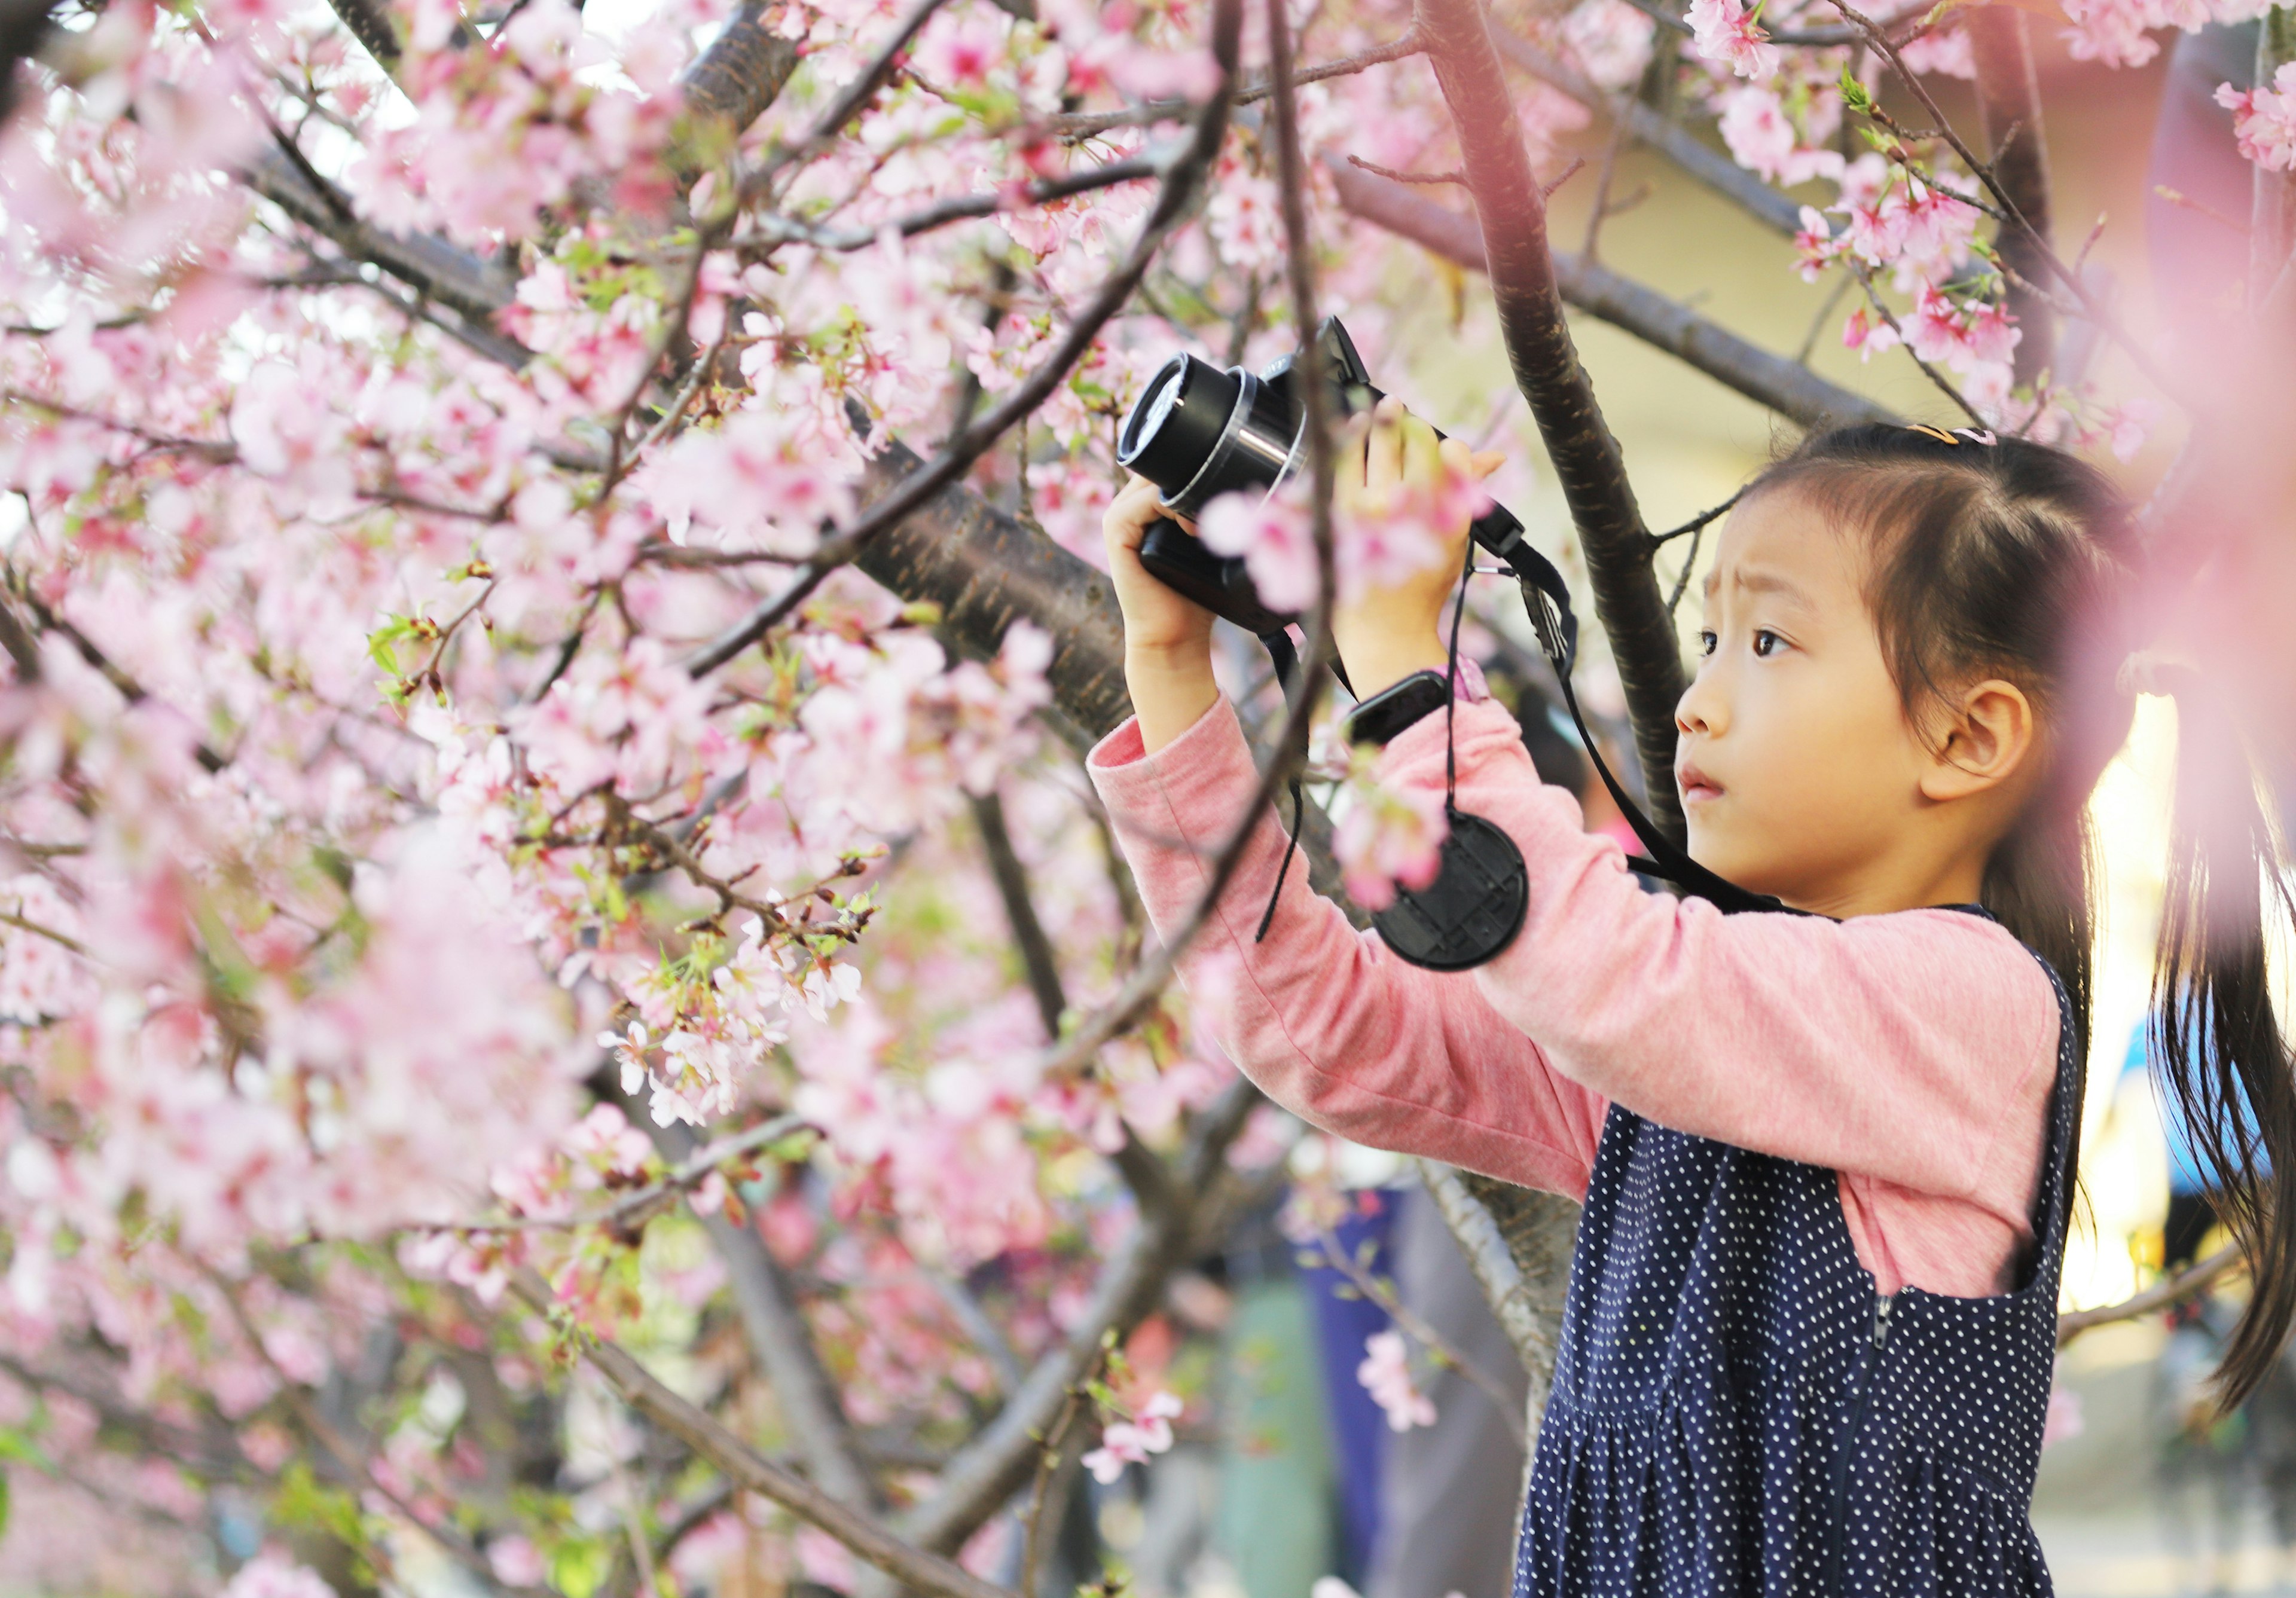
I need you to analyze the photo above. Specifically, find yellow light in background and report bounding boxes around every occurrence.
[2066,694,2178,1319]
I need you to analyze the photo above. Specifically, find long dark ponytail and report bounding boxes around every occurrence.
[2150,662,2296,1406]
[1748,423,2296,1407]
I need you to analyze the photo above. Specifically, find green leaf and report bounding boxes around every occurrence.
[550,1534,613,1598]
[0,1426,56,1475]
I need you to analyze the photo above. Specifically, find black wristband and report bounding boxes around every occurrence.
[1344,670,1454,748]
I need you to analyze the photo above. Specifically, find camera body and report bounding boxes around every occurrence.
[1115,317,1527,635]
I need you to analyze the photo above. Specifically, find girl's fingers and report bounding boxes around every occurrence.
[1470,447,1507,481]
[1365,395,1404,491]
[1342,411,1372,490]
[1104,475,1192,550]
[1404,415,1442,488]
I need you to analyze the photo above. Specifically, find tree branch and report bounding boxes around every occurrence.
[508,1270,1012,1598]
[969,789,1068,1038]
[1412,0,1700,839]
[1311,1224,1525,1441]
[738,154,1162,253]
[210,1269,520,1594]
[1038,30,1422,140]
[680,0,802,143]
[684,45,1241,676]
[1828,0,2176,398]
[1326,161,1894,432]
[1490,30,1801,239]
[631,1104,886,1514]
[2056,1244,2241,1344]
[2251,7,2296,302]
[240,149,524,354]
[1418,1165,1574,1440]
[0,0,66,123]
[894,1076,1259,1554]
[1968,7,2055,385]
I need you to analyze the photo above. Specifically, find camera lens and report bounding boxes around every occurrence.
[1116,355,1241,496]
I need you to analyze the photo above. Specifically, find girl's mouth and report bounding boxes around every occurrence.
[1677,761,1725,805]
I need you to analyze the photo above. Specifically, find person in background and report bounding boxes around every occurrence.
[2115,1017,2228,1292]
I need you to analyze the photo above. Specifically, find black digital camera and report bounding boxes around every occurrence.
[1115,316,1532,636]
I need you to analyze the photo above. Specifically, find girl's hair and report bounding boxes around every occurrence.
[1746,422,2295,1408]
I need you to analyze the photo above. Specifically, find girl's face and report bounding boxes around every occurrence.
[1676,487,2030,917]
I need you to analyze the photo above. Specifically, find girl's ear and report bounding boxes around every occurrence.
[1919,677,2037,803]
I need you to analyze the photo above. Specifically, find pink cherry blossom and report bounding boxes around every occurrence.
[1561,0,1657,90]
[1841,305,1902,360]
[1082,1389,1183,1482]
[1199,487,1323,615]
[1717,86,1843,187]
[221,1557,338,1598]
[1357,1330,1437,1431]
[1686,0,1781,81]
[2218,63,2296,171]
[1333,745,1451,911]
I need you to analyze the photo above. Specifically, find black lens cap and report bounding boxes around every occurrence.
[1370,810,1529,971]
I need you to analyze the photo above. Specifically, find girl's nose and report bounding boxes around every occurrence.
[1676,671,1721,738]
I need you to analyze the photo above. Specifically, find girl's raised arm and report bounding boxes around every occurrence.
[1088,695,1606,1201]
[1393,696,2063,1207]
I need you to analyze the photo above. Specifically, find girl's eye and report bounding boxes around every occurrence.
[1752,629,1782,658]
[1697,630,1717,657]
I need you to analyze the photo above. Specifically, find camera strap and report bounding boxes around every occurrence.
[1494,534,1787,918]
[1247,530,1785,958]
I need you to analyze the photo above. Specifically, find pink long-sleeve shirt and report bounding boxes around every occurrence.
[1086,692,2065,1298]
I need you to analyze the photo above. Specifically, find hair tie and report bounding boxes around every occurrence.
[1904,424,1999,447]
[2117,647,2200,699]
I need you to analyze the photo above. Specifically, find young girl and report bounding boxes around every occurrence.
[1088,406,2296,1593]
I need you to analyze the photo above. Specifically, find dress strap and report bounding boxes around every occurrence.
[2025,955,2084,1260]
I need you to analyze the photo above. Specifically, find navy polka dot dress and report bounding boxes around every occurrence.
[1512,945,2078,1596]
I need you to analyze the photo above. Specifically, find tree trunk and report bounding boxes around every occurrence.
[1412,0,1687,844]
[2253,8,2296,303]
[1969,7,2056,387]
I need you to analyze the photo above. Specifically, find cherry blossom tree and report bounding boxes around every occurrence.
[1,0,2292,1586]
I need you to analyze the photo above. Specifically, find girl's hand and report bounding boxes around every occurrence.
[1103,474,1220,753]
[1103,475,1216,660]
[1332,395,1506,698]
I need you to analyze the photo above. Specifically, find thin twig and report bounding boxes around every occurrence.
[770,0,954,175]
[0,907,88,958]
[1345,154,1464,187]
[1580,97,1635,262]
[1651,487,1742,547]
[612,1444,665,1598]
[684,38,1239,677]
[508,1270,1011,1598]
[416,1113,814,1236]
[737,154,1162,253]
[1847,264,1987,427]
[1793,271,1855,365]
[1311,1228,1526,1443]
[2056,1245,2242,1344]
[1665,517,1708,616]
[2153,186,2247,237]
[1016,1367,1099,1597]
[209,1269,520,1594]
[1828,0,2178,398]
[2,389,237,465]
[636,322,732,460]
[1039,30,1422,139]
[1613,0,1870,47]
[602,217,725,495]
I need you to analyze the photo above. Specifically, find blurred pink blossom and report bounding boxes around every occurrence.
[1357,1331,1437,1431]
